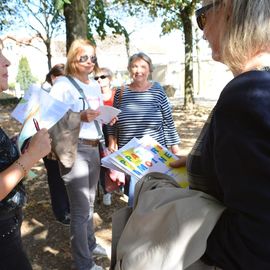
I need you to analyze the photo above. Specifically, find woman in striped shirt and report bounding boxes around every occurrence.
[107,52,180,206]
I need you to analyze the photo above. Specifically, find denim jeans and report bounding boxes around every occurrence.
[0,209,32,270]
[43,157,70,221]
[128,176,139,207]
[60,143,100,270]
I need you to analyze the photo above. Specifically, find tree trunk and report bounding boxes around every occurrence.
[64,0,89,52]
[45,40,52,71]
[181,11,195,109]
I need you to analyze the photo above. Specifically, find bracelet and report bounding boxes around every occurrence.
[15,160,28,176]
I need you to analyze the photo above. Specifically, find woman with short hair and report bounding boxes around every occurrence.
[107,52,180,206]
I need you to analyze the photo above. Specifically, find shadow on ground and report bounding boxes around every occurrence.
[0,103,214,270]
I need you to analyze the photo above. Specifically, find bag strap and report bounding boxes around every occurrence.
[66,75,104,141]
[118,85,125,107]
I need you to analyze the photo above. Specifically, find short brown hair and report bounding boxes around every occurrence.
[45,63,65,85]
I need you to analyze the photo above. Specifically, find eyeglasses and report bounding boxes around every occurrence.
[195,0,221,30]
[79,55,97,64]
[94,75,108,80]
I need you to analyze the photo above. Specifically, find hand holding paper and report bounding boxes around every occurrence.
[96,105,121,124]
[101,135,189,188]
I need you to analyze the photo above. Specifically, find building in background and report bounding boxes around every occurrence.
[1,31,232,100]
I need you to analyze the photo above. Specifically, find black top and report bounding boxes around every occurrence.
[187,70,270,269]
[0,128,26,216]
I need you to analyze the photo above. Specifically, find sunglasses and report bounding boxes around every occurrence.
[79,55,97,64]
[94,75,108,80]
[195,0,221,30]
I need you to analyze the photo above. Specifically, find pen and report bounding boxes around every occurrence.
[33,118,40,131]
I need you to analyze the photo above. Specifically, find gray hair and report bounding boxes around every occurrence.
[218,0,270,73]
[128,52,154,73]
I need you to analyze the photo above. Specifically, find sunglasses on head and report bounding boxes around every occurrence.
[94,75,108,80]
[79,55,97,64]
[195,0,222,30]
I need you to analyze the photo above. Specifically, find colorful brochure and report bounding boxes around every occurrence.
[101,135,188,188]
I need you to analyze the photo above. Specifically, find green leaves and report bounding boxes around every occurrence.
[0,0,16,31]
[54,0,71,11]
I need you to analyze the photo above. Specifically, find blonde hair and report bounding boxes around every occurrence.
[217,0,270,73]
[65,39,98,76]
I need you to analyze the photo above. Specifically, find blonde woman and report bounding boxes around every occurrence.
[50,39,106,270]
[172,0,270,269]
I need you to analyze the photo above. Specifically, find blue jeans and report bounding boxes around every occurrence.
[128,176,138,207]
[60,143,100,270]
[0,209,32,270]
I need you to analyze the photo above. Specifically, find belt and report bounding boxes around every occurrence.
[78,138,99,147]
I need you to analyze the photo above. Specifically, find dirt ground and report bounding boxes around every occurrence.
[0,102,213,270]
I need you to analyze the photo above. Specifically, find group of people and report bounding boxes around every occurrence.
[1,0,270,269]
[45,39,180,270]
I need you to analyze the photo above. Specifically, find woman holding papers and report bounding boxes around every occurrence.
[49,39,106,270]
[171,0,270,269]
[0,39,51,270]
[107,52,180,206]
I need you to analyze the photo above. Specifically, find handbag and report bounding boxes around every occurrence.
[48,109,81,168]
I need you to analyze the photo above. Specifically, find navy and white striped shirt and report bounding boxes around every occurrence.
[107,82,180,148]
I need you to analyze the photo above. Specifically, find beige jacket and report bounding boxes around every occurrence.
[112,172,225,270]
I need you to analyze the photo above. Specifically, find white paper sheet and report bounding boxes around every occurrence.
[11,85,71,150]
[96,105,121,124]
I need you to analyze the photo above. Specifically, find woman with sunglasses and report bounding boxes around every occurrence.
[171,1,270,269]
[0,39,51,269]
[94,67,118,206]
[49,39,106,270]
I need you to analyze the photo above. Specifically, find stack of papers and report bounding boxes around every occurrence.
[101,135,189,188]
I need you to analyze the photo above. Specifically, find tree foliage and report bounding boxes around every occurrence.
[16,56,37,91]
[12,0,64,70]
[0,0,16,31]
[57,0,129,53]
[114,0,200,108]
